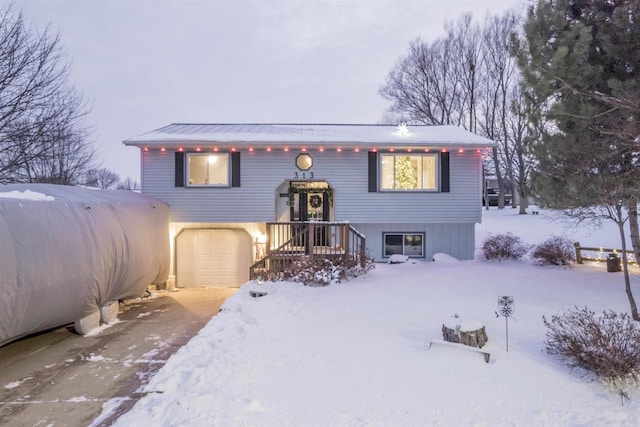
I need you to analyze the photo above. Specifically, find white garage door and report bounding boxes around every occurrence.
[176,229,252,288]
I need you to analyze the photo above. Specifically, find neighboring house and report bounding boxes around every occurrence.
[124,123,495,288]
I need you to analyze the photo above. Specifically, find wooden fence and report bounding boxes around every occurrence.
[573,242,638,265]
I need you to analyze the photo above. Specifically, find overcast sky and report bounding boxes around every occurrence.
[15,0,525,182]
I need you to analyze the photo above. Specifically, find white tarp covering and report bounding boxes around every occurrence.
[0,184,169,346]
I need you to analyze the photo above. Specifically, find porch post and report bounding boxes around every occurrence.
[266,223,271,255]
[307,222,314,258]
[342,225,350,262]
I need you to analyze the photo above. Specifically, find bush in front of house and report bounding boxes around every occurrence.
[543,307,640,390]
[532,236,576,266]
[282,255,376,286]
[480,233,530,261]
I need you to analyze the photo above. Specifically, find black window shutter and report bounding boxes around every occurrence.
[440,151,450,193]
[300,192,308,221]
[368,151,377,192]
[322,191,330,221]
[175,152,184,187]
[231,152,241,187]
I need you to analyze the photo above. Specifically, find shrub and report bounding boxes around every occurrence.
[543,307,640,389]
[480,233,530,260]
[281,255,376,286]
[532,236,576,266]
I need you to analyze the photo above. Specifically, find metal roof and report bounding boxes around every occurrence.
[123,123,496,148]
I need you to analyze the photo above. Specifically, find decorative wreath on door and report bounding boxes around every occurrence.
[309,194,322,209]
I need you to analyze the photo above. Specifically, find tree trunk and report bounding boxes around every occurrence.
[483,168,489,211]
[627,200,640,264]
[518,184,528,214]
[617,208,640,321]
[490,147,506,209]
[442,323,488,348]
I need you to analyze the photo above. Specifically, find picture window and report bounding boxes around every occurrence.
[187,153,229,186]
[380,154,437,191]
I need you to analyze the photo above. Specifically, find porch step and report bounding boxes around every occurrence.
[249,222,366,280]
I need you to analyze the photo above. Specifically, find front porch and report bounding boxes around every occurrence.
[249,221,366,279]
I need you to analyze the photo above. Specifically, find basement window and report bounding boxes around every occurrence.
[383,233,424,257]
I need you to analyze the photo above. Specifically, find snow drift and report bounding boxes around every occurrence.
[0,184,169,346]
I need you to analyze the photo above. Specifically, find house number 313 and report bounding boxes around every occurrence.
[294,172,314,179]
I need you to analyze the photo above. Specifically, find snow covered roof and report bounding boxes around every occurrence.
[123,123,496,149]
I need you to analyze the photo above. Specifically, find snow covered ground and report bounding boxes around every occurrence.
[104,208,640,426]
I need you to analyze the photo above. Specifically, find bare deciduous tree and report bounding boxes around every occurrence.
[477,11,531,210]
[83,167,120,189]
[380,10,534,212]
[507,86,535,213]
[116,177,140,191]
[0,3,94,184]
[379,35,468,126]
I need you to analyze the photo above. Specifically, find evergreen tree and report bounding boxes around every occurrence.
[515,0,640,319]
[395,156,418,189]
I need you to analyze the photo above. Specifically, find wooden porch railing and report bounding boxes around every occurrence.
[573,242,638,265]
[249,222,366,280]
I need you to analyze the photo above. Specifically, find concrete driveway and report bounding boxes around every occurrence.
[0,287,237,427]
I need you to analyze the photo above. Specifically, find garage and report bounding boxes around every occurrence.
[176,229,252,288]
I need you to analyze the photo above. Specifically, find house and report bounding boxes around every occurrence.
[123,123,495,288]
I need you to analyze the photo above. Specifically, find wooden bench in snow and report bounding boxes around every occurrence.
[429,339,491,363]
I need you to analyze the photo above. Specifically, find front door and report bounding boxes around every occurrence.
[289,182,331,248]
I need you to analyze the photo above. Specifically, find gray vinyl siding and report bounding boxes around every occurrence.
[352,222,476,261]
[333,151,481,224]
[141,149,482,224]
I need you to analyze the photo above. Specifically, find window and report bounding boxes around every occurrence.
[380,154,437,191]
[384,233,424,257]
[187,153,229,186]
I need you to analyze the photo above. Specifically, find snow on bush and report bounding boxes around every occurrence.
[279,255,376,286]
[388,254,409,264]
[432,253,459,263]
[532,235,576,266]
[544,307,640,391]
[480,232,530,261]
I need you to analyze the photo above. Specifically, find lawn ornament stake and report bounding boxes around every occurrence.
[496,296,515,352]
